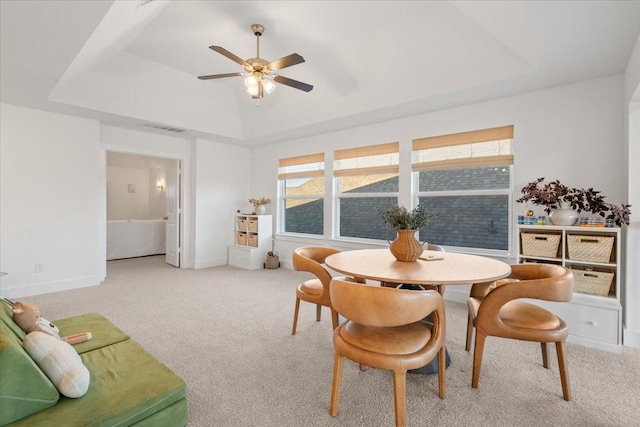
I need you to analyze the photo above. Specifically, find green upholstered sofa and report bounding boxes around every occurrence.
[0,302,188,426]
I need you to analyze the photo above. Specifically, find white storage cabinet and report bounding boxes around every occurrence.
[517,225,622,353]
[228,214,273,270]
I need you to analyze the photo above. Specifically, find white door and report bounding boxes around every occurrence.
[165,161,180,267]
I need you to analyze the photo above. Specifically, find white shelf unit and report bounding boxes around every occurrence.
[228,214,273,270]
[517,224,622,353]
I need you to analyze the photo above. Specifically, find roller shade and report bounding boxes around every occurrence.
[278,153,324,179]
[412,126,513,171]
[334,142,399,177]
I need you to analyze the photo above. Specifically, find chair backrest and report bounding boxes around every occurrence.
[330,277,444,328]
[476,263,574,321]
[292,246,340,294]
[425,243,445,252]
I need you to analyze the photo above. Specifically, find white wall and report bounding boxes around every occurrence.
[0,104,103,297]
[106,164,167,220]
[193,138,251,269]
[106,165,151,220]
[251,75,628,302]
[148,167,167,219]
[623,33,640,348]
[0,109,254,298]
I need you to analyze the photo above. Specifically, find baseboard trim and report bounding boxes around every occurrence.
[195,257,228,269]
[1,275,102,299]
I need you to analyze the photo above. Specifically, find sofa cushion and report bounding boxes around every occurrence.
[53,313,130,355]
[8,339,187,426]
[24,331,90,398]
[0,322,59,425]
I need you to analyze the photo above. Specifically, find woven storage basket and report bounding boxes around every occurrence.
[247,219,258,232]
[264,251,280,269]
[237,218,247,231]
[521,233,561,258]
[572,268,614,296]
[248,234,258,247]
[236,232,247,245]
[567,235,614,263]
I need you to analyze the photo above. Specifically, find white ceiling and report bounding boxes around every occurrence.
[2,0,639,147]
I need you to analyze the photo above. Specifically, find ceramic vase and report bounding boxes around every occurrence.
[255,204,266,215]
[548,202,579,226]
[389,229,423,262]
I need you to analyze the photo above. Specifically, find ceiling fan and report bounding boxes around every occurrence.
[198,24,313,100]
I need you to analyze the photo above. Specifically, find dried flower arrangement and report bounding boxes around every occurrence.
[249,197,271,206]
[517,177,631,226]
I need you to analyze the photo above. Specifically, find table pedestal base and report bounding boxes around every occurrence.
[409,348,450,374]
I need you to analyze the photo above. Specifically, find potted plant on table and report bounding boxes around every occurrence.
[379,203,435,261]
[517,178,631,226]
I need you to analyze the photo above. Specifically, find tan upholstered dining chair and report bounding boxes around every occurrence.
[328,277,446,427]
[466,263,574,401]
[291,246,340,335]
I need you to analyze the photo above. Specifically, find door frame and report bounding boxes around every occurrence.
[100,144,190,276]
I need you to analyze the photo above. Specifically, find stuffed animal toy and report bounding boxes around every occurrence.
[10,300,92,345]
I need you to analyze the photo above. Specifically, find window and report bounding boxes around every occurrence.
[334,142,399,240]
[278,153,325,235]
[412,126,514,251]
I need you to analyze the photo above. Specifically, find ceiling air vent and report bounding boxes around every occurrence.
[142,123,186,133]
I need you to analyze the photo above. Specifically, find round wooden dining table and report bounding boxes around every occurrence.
[325,248,512,289]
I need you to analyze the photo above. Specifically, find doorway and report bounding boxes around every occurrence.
[106,152,181,267]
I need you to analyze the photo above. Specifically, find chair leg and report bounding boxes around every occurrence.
[316,304,322,322]
[556,341,571,401]
[331,308,339,330]
[471,331,486,389]
[465,311,474,352]
[541,342,549,369]
[392,371,407,427]
[437,345,446,398]
[329,353,344,417]
[291,298,301,335]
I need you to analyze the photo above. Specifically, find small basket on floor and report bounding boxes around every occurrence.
[264,251,280,269]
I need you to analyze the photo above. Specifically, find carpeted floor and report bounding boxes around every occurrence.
[21,255,640,426]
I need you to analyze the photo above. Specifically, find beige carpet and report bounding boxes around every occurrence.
[22,255,640,426]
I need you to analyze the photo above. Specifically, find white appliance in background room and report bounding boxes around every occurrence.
[106,152,180,267]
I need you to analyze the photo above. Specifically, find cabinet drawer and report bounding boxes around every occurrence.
[566,304,619,344]
[228,247,250,264]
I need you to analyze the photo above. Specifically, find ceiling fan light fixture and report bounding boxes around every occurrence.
[262,78,276,94]
[244,73,259,89]
[246,85,260,97]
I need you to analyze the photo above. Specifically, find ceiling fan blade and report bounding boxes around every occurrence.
[268,53,305,71]
[198,72,243,80]
[273,75,313,92]
[209,46,249,68]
